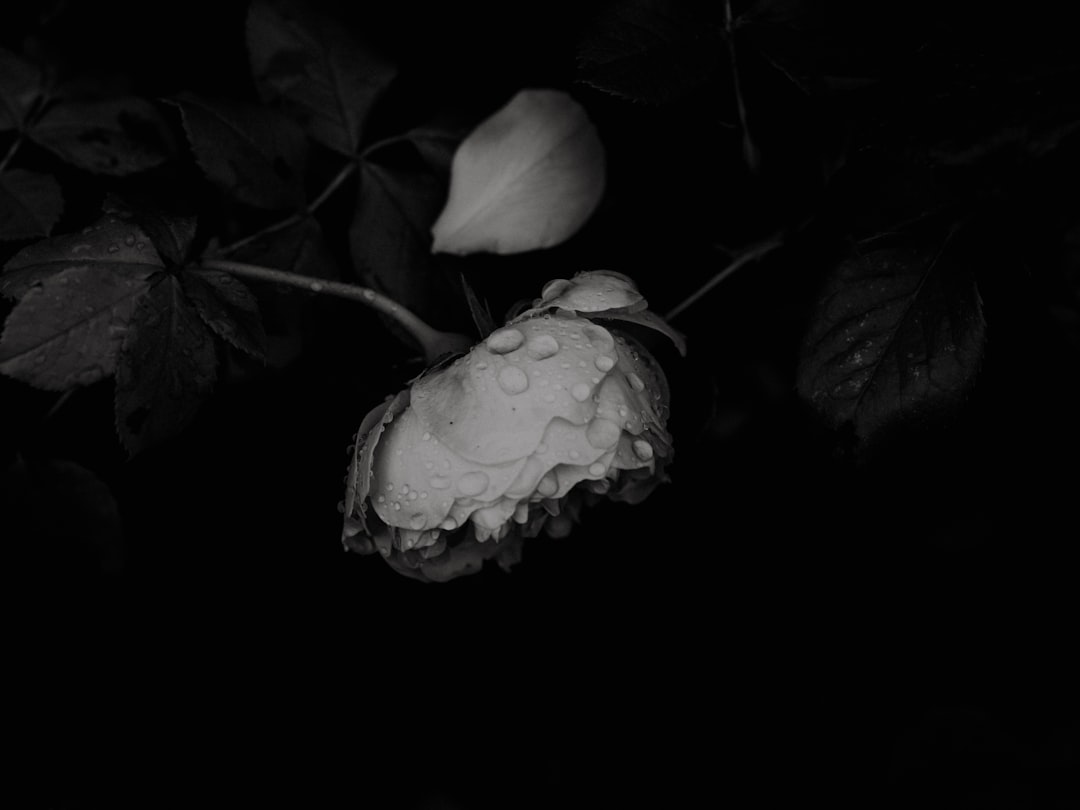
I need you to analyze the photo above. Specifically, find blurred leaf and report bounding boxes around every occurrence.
[114,275,217,455]
[28,97,173,175]
[797,223,987,446]
[169,93,307,210]
[0,169,63,241]
[246,0,396,154]
[0,263,155,390]
[431,90,605,255]
[181,268,267,359]
[2,456,125,577]
[460,272,496,337]
[576,0,724,103]
[351,127,459,323]
[1,213,163,299]
[103,195,197,266]
[0,47,45,132]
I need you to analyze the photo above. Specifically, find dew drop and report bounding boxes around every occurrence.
[586,418,621,450]
[537,472,559,497]
[124,235,136,246]
[422,432,431,441]
[632,439,654,460]
[457,471,489,497]
[363,289,375,301]
[628,373,645,392]
[440,518,457,531]
[385,483,394,491]
[409,513,426,530]
[393,502,401,511]
[497,365,529,395]
[571,382,591,402]
[588,462,606,476]
[475,361,488,370]
[401,484,410,495]
[135,242,145,250]
[486,328,525,354]
[107,243,119,253]
[420,492,428,499]
[429,475,450,490]
[526,334,560,359]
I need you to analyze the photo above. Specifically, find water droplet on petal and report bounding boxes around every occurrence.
[408,492,418,501]
[586,418,621,449]
[628,373,645,392]
[571,382,591,402]
[457,471,489,497]
[429,475,450,490]
[476,361,488,370]
[401,484,410,495]
[440,518,457,531]
[392,502,401,511]
[410,513,427,530]
[486,328,525,354]
[107,243,119,253]
[537,472,558,497]
[377,495,386,503]
[632,439,654,460]
[588,462,606,476]
[124,235,136,246]
[497,365,529,395]
[422,432,431,441]
[363,289,376,301]
[526,334,560,359]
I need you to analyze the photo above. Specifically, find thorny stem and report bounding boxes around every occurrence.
[216,162,358,256]
[0,133,25,174]
[200,259,472,363]
[664,236,783,321]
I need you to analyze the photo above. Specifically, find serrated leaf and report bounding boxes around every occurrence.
[0,169,63,241]
[351,128,460,324]
[0,264,154,390]
[797,225,987,445]
[169,93,307,210]
[576,0,724,103]
[247,0,396,154]
[102,195,197,266]
[114,275,217,455]
[181,268,267,359]
[28,97,172,175]
[1,214,163,299]
[430,90,605,255]
[0,47,45,132]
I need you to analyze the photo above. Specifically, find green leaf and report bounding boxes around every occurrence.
[102,196,198,266]
[1,213,163,299]
[28,97,173,175]
[351,128,459,323]
[576,0,724,103]
[0,169,63,242]
[114,275,217,455]
[0,47,45,133]
[0,263,155,390]
[797,223,987,446]
[247,0,396,154]
[181,268,267,359]
[169,93,308,210]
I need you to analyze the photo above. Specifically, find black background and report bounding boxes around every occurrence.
[4,0,1077,807]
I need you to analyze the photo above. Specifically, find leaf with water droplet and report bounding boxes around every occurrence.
[168,93,307,210]
[181,268,267,359]
[351,125,466,330]
[28,97,174,175]
[431,90,605,255]
[0,47,46,133]
[114,275,218,455]
[0,264,154,390]
[102,195,197,266]
[797,221,987,448]
[1,214,163,299]
[0,169,63,242]
[246,0,396,155]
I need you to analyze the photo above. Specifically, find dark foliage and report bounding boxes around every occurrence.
[3,0,1077,807]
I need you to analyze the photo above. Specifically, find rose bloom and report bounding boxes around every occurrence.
[341,272,681,581]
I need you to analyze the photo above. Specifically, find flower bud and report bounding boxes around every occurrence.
[342,271,678,582]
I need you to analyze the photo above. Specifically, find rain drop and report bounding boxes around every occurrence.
[392,502,401,511]
[107,244,120,253]
[586,418,621,449]
[588,462,606,476]
[537,472,558,497]
[409,513,426,530]
[486,328,525,354]
[401,484,410,495]
[571,383,591,402]
[124,235,136,246]
[429,475,451,490]
[422,432,431,441]
[440,518,457,531]
[526,334,560,360]
[628,373,645,392]
[632,439,654,460]
[457,471,489,497]
[498,365,529,395]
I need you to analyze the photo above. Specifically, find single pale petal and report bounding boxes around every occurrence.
[535,270,646,313]
[430,89,605,255]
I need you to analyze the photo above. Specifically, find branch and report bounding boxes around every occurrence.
[200,259,473,363]
[664,236,783,321]
[0,133,25,174]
